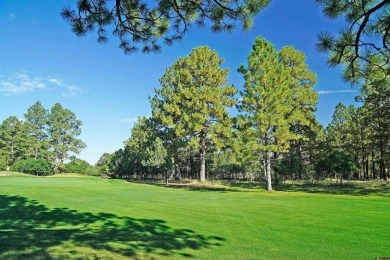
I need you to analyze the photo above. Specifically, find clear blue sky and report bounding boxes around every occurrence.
[0,0,359,164]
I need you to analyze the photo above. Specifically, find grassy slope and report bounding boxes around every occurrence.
[0,175,389,259]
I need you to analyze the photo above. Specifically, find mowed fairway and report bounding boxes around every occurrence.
[1,175,389,259]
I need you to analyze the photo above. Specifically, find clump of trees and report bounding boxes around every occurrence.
[0,101,86,174]
[97,37,389,189]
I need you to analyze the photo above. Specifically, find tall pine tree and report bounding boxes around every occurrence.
[151,46,237,182]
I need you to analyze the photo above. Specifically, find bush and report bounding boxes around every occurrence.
[85,166,103,176]
[12,158,53,175]
[0,157,7,171]
[64,159,90,174]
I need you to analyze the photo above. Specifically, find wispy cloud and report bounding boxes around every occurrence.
[47,77,83,97]
[0,73,83,96]
[0,73,47,95]
[62,85,82,97]
[317,90,357,95]
[8,13,16,20]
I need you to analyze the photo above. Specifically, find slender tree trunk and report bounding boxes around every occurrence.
[372,150,376,179]
[379,138,387,181]
[362,148,366,180]
[199,129,206,182]
[264,153,272,191]
[174,152,181,180]
[297,140,303,180]
[365,153,369,180]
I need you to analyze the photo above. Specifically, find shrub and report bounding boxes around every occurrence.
[12,158,53,175]
[64,159,90,174]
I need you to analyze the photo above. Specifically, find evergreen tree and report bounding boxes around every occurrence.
[24,101,49,159]
[238,37,306,191]
[359,66,390,180]
[279,46,318,179]
[47,103,86,172]
[0,116,31,169]
[151,46,237,182]
[142,137,170,184]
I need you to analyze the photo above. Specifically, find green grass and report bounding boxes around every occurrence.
[0,174,389,259]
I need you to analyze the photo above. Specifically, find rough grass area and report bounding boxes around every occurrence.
[1,175,389,259]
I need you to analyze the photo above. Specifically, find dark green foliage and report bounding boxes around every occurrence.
[48,103,87,172]
[24,101,49,160]
[64,159,90,174]
[315,150,356,181]
[0,116,31,167]
[96,152,113,175]
[61,0,270,54]
[12,158,53,175]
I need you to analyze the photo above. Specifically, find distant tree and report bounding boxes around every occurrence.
[151,46,237,182]
[61,0,270,54]
[0,116,30,169]
[48,103,86,172]
[315,150,356,183]
[316,0,390,83]
[64,158,91,174]
[359,63,390,180]
[96,152,113,175]
[142,137,171,184]
[24,101,49,159]
[109,148,130,177]
[124,116,159,175]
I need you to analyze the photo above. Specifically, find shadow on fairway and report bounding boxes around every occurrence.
[274,182,390,197]
[125,180,245,193]
[0,194,225,259]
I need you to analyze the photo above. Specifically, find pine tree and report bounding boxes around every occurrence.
[61,0,270,54]
[279,46,318,179]
[47,103,86,172]
[0,116,30,169]
[151,46,237,182]
[316,0,390,82]
[24,101,49,159]
[238,37,305,191]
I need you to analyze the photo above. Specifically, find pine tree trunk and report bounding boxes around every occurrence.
[199,129,206,182]
[265,153,272,191]
[297,140,303,180]
[372,150,376,179]
[174,152,181,180]
[379,138,387,181]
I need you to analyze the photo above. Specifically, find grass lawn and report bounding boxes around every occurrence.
[0,173,389,259]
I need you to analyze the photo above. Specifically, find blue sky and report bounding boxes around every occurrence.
[0,0,359,164]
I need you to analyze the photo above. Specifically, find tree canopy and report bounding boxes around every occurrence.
[62,0,270,54]
[316,0,390,83]
[151,46,237,182]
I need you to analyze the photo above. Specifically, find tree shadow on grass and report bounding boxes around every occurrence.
[273,181,390,197]
[125,180,244,193]
[0,195,225,259]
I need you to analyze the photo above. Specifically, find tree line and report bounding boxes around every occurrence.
[97,37,389,190]
[0,102,86,174]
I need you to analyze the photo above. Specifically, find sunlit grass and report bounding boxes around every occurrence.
[1,175,389,259]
